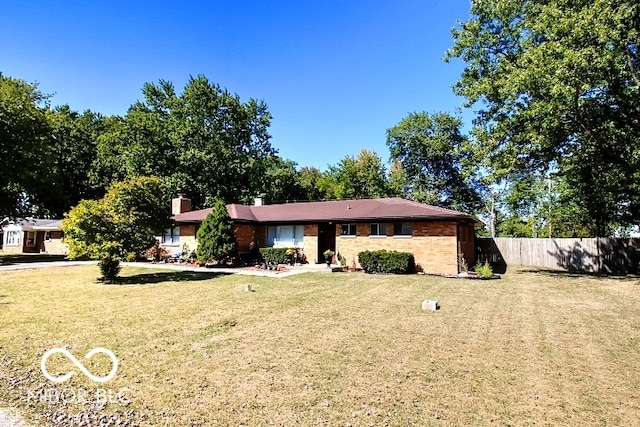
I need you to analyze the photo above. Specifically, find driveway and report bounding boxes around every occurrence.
[0,260,96,271]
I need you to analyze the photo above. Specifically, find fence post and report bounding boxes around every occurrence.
[597,237,601,274]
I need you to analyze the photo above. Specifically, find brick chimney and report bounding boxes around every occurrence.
[172,194,192,215]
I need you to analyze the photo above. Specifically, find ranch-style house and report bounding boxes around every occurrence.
[163,195,480,275]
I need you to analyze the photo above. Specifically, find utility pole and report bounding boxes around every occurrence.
[548,176,552,238]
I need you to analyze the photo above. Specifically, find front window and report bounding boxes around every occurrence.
[162,227,180,245]
[341,223,357,236]
[266,225,305,247]
[370,223,387,236]
[6,230,21,246]
[393,222,412,236]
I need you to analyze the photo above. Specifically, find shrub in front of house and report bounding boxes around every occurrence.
[197,199,237,264]
[145,244,169,262]
[258,247,290,265]
[474,261,493,278]
[99,257,121,279]
[358,250,416,274]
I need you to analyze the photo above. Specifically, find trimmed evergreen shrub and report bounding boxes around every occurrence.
[358,250,415,274]
[196,199,237,264]
[258,247,290,264]
[98,257,121,281]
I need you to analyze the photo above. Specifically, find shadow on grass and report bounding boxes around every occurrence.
[0,254,68,266]
[516,268,640,282]
[108,271,233,285]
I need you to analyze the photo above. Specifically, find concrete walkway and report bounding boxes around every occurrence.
[122,261,333,278]
[0,258,334,278]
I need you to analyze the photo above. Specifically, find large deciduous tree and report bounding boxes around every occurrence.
[386,112,481,211]
[255,156,308,203]
[493,172,595,238]
[45,105,105,216]
[95,75,275,209]
[297,167,325,201]
[62,176,171,281]
[447,0,640,236]
[324,149,390,200]
[0,74,52,218]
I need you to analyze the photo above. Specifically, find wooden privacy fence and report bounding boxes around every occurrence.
[476,237,640,274]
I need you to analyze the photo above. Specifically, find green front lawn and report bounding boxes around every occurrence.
[1,265,639,426]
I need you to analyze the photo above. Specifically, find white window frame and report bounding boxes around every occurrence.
[341,223,357,236]
[6,230,21,246]
[393,222,413,237]
[162,227,180,245]
[369,223,387,237]
[267,225,305,248]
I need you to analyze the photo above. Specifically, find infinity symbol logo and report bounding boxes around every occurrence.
[41,347,118,383]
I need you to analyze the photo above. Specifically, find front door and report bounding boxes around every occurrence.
[317,223,336,263]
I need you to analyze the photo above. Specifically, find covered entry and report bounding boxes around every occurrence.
[317,222,336,263]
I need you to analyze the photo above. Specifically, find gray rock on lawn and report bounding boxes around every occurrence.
[422,300,439,311]
[0,409,25,427]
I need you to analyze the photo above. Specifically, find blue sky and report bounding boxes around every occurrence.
[1,0,472,170]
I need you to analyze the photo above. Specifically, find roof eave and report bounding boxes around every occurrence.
[239,215,476,224]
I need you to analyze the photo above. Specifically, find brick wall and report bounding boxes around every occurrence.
[175,219,466,273]
[43,238,69,255]
[303,224,319,264]
[172,197,192,215]
[177,223,267,255]
[235,224,257,253]
[335,221,459,275]
[178,224,198,253]
[1,244,22,254]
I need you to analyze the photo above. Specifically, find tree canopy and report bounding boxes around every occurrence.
[0,74,52,218]
[94,75,276,208]
[386,112,481,212]
[0,73,311,217]
[61,176,171,280]
[318,149,391,200]
[447,0,640,235]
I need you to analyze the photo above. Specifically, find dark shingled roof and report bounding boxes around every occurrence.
[172,198,480,225]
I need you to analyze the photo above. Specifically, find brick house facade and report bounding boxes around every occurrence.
[166,196,480,275]
[1,219,68,255]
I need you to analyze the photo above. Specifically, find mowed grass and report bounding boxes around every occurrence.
[1,265,640,426]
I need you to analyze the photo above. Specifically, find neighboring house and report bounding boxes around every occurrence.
[164,195,480,275]
[0,218,68,255]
